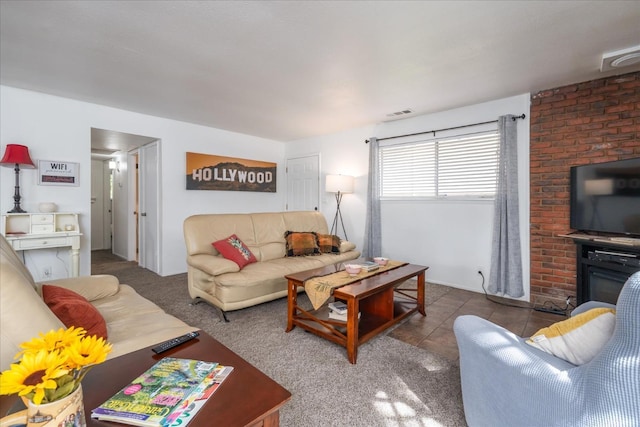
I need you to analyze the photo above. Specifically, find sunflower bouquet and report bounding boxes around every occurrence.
[0,326,112,405]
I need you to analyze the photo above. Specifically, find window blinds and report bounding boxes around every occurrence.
[380,130,500,199]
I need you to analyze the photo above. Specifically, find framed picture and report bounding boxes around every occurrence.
[186,152,276,192]
[38,160,80,186]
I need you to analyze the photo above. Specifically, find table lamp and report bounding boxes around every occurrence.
[326,174,354,240]
[1,144,36,213]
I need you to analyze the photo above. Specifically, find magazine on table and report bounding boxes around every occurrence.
[162,365,234,426]
[91,358,218,427]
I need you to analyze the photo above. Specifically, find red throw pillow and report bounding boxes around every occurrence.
[42,285,108,340]
[212,234,257,268]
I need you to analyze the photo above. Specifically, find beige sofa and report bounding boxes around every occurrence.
[183,211,360,320]
[0,234,197,372]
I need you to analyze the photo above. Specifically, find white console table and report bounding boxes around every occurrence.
[1,212,82,277]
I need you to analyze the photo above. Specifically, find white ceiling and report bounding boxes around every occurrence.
[89,128,158,159]
[2,1,640,144]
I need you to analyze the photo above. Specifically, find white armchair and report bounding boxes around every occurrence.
[453,272,640,426]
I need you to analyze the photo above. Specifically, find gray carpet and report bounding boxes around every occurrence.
[94,260,467,426]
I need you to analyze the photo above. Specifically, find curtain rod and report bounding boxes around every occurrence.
[365,113,526,143]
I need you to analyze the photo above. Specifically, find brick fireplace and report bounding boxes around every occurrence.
[529,71,640,307]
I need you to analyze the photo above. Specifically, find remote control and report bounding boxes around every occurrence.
[152,331,200,354]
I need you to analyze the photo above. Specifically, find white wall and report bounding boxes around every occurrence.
[1,85,530,297]
[287,94,531,299]
[1,86,286,278]
[286,126,375,251]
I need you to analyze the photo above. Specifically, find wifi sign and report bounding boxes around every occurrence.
[48,162,68,170]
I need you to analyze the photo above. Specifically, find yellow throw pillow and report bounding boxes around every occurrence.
[526,307,616,365]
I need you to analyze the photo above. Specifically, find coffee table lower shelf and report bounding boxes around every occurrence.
[286,263,428,364]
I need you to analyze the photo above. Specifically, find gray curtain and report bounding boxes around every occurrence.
[363,137,381,258]
[488,115,524,297]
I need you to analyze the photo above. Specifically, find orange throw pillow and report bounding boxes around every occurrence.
[285,231,320,256]
[315,233,341,254]
[42,285,108,340]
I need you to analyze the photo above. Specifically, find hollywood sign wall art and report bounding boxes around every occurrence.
[186,152,276,192]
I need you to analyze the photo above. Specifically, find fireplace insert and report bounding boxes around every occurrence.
[586,266,630,305]
[574,239,640,305]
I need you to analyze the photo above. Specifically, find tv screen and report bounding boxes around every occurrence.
[570,157,640,236]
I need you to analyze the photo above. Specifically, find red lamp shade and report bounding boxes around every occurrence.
[0,144,35,168]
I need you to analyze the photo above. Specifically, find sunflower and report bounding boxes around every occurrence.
[0,349,69,404]
[65,335,112,370]
[18,326,87,356]
[1,327,112,405]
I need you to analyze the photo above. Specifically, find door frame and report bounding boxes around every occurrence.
[127,151,138,263]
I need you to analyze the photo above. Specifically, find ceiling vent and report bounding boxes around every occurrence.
[386,109,413,118]
[601,45,640,72]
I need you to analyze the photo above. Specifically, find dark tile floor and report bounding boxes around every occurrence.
[388,286,563,362]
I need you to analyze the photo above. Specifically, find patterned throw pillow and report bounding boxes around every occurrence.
[315,233,341,254]
[212,234,257,268]
[285,231,320,256]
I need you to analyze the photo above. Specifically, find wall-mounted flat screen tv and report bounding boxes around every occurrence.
[570,157,640,236]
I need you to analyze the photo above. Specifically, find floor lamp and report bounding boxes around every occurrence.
[1,144,36,213]
[326,174,354,240]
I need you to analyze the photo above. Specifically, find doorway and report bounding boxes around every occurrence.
[90,128,160,273]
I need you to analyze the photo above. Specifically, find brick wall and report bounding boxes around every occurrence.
[529,71,640,307]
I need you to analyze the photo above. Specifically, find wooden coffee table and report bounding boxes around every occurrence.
[0,331,291,427]
[285,262,428,363]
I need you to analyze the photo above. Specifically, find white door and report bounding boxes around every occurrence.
[90,160,112,250]
[90,160,105,250]
[138,141,160,273]
[101,162,112,250]
[286,155,320,211]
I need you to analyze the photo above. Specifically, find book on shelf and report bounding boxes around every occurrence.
[328,310,360,322]
[91,357,219,427]
[162,365,234,427]
[328,301,347,315]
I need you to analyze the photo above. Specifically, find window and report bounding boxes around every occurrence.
[380,130,500,199]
